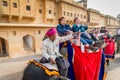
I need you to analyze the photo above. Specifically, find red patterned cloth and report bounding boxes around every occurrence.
[104,38,115,56]
[72,44,102,80]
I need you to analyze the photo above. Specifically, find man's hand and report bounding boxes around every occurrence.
[65,30,73,35]
[67,30,73,34]
[49,58,56,64]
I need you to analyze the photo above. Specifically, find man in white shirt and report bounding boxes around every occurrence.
[42,28,73,64]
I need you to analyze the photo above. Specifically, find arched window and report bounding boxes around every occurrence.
[23,35,35,53]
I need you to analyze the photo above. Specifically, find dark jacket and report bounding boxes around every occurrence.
[56,24,72,36]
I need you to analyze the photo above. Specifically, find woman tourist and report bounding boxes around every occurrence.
[56,17,75,80]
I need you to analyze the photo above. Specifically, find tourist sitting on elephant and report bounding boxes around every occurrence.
[72,17,98,52]
[41,28,74,77]
[72,17,105,52]
[56,17,75,80]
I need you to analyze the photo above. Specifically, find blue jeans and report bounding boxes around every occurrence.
[80,37,93,45]
[81,32,91,39]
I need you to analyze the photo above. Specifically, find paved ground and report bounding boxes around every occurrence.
[0,53,120,80]
[107,54,120,80]
[0,54,41,80]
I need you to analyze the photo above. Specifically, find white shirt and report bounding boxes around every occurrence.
[42,34,73,60]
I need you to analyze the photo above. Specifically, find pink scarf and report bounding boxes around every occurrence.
[46,28,57,37]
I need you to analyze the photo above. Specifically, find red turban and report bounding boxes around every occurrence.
[46,28,57,37]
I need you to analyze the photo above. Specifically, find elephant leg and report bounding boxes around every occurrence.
[117,43,120,53]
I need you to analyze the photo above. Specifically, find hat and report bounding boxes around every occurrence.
[46,28,57,37]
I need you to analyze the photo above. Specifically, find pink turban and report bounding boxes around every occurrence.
[46,28,57,37]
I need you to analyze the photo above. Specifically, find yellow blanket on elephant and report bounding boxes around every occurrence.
[27,59,60,76]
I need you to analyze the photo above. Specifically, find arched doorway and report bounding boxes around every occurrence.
[23,35,35,53]
[0,37,9,57]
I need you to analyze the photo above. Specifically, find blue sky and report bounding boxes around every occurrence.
[74,0,120,17]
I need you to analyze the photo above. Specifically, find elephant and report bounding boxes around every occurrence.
[113,35,120,53]
[22,59,69,80]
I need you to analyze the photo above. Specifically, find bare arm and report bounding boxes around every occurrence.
[58,32,74,43]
